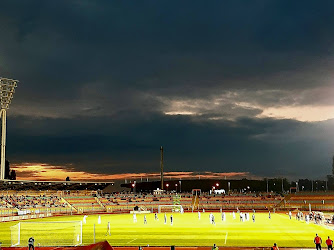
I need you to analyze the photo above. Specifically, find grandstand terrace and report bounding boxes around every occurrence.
[0,179,332,219]
[64,195,105,213]
[98,192,283,213]
[279,191,334,211]
[0,180,113,219]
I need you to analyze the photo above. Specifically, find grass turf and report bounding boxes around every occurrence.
[0,212,333,248]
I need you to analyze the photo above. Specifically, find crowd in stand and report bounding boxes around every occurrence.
[0,195,68,209]
[100,192,283,209]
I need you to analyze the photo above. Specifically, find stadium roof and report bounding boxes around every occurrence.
[0,179,114,191]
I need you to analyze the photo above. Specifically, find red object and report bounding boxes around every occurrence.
[326,238,333,246]
[315,236,322,244]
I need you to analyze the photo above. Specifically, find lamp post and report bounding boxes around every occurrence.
[326,180,328,191]
[0,78,18,180]
[312,180,313,192]
[166,183,169,192]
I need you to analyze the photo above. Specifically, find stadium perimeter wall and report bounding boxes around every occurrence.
[1,245,311,250]
[0,242,313,250]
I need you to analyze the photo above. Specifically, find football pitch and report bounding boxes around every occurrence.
[0,212,333,248]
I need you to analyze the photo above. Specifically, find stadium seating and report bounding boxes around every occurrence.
[96,192,283,213]
[63,195,105,213]
[0,192,71,217]
[279,192,334,211]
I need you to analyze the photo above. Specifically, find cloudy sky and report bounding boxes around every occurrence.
[0,0,334,181]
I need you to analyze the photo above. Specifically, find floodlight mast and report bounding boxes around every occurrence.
[0,77,18,180]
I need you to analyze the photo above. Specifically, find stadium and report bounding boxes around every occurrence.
[2,2,334,250]
[0,177,334,249]
[0,79,333,250]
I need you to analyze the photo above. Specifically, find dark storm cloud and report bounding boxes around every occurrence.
[6,114,334,179]
[2,1,334,94]
[0,1,334,179]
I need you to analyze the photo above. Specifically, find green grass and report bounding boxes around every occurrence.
[0,212,333,247]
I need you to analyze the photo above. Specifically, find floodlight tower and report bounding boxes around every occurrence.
[0,77,18,180]
[160,146,164,190]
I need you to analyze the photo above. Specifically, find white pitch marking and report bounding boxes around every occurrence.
[224,232,228,244]
[127,238,137,244]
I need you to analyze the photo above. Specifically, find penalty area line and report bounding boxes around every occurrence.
[127,238,137,244]
[224,232,228,244]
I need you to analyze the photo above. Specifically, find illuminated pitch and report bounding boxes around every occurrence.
[0,212,333,247]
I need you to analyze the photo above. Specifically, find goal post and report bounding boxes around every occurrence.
[10,222,20,246]
[10,221,82,247]
[158,205,184,213]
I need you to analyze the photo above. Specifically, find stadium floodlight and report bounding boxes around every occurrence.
[0,77,18,180]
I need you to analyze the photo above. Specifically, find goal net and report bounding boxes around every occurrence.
[10,221,82,247]
[158,205,184,213]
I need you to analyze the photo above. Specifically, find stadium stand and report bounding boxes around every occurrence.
[278,192,334,211]
[0,180,112,219]
[63,195,105,213]
[96,192,283,213]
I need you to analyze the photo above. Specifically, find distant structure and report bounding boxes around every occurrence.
[160,146,164,190]
[4,160,16,180]
[327,155,334,191]
[5,159,10,179]
[332,155,334,176]
[10,169,16,180]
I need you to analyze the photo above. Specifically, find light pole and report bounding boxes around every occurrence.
[166,183,169,192]
[0,78,18,180]
[312,180,313,192]
[326,180,328,191]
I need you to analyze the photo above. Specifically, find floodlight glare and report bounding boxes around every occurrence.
[0,77,19,180]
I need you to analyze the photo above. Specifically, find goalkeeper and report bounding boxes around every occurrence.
[28,237,34,250]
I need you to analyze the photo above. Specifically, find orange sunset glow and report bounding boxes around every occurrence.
[11,163,253,181]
